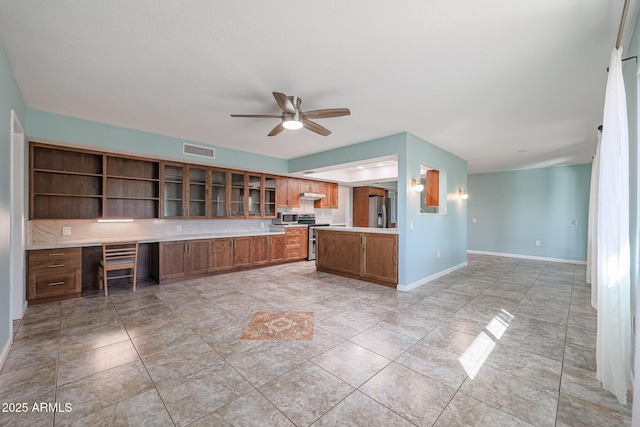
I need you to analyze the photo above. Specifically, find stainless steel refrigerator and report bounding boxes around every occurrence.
[368,196,387,228]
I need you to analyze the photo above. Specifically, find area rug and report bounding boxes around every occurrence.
[240,311,314,340]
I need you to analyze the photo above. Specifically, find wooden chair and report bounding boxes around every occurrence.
[98,241,139,296]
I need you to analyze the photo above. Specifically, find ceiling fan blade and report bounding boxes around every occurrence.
[303,119,331,136]
[273,92,296,114]
[230,114,281,118]
[302,108,351,120]
[268,123,285,137]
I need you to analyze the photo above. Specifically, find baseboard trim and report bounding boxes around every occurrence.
[397,261,468,292]
[466,250,587,265]
[0,335,11,372]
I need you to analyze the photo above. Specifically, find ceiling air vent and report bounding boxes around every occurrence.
[183,143,215,159]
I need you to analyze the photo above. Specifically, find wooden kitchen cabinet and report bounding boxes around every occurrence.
[254,235,286,265]
[270,235,286,262]
[162,162,208,218]
[159,239,211,281]
[211,237,252,271]
[27,247,82,303]
[276,177,301,208]
[106,155,160,219]
[316,230,398,286]
[30,144,104,219]
[316,230,361,277]
[362,233,398,284]
[252,236,270,266]
[426,170,439,207]
[284,227,308,260]
[329,182,339,209]
[211,239,233,272]
[314,182,339,209]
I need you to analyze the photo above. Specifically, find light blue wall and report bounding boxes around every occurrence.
[0,40,26,355]
[27,109,289,174]
[290,132,468,287]
[403,133,468,286]
[467,165,591,261]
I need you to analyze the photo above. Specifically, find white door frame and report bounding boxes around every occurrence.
[10,110,26,325]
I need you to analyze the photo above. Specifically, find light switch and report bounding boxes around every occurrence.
[472,218,476,223]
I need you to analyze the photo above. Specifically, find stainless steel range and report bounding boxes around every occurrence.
[297,213,330,261]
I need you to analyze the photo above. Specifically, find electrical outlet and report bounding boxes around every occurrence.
[437,250,441,258]
[62,226,71,236]
[535,240,541,246]
[177,225,182,232]
[410,221,414,230]
[261,222,265,228]
[571,220,577,226]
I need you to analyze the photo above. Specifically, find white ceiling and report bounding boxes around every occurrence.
[0,1,637,174]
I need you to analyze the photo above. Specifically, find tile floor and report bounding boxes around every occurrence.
[0,254,632,426]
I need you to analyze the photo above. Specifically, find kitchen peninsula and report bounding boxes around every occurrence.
[315,227,398,287]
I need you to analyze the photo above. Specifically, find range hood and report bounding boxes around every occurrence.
[300,192,326,201]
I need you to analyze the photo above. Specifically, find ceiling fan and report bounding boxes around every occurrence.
[231,92,350,136]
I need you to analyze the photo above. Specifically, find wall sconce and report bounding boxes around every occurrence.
[412,179,424,192]
[458,189,469,200]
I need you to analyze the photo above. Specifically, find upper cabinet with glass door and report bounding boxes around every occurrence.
[247,174,262,218]
[162,162,207,218]
[163,163,184,217]
[229,171,247,218]
[187,166,207,218]
[263,175,277,218]
[210,168,228,218]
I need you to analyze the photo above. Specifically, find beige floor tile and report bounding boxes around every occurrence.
[434,391,534,426]
[312,390,414,426]
[312,341,390,387]
[360,362,456,426]
[258,361,354,426]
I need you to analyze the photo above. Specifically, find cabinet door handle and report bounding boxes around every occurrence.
[48,253,65,256]
[47,281,65,287]
[48,264,64,268]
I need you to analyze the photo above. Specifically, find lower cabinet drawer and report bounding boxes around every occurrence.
[285,247,301,259]
[28,270,81,300]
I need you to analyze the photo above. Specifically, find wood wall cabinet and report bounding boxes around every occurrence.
[159,239,211,281]
[105,156,159,218]
[31,144,104,219]
[352,186,387,227]
[30,142,339,220]
[276,177,301,208]
[27,247,82,303]
[316,230,398,286]
[426,170,439,207]
[210,169,228,218]
[284,227,308,260]
[314,182,339,209]
[162,163,208,218]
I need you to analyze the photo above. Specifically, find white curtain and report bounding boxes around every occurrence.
[595,47,632,405]
[586,129,600,309]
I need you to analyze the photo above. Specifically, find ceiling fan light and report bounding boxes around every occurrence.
[282,117,303,130]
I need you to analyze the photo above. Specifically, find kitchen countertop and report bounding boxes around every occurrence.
[316,226,399,234]
[27,229,286,250]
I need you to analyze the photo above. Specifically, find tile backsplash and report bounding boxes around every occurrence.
[28,218,270,246]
